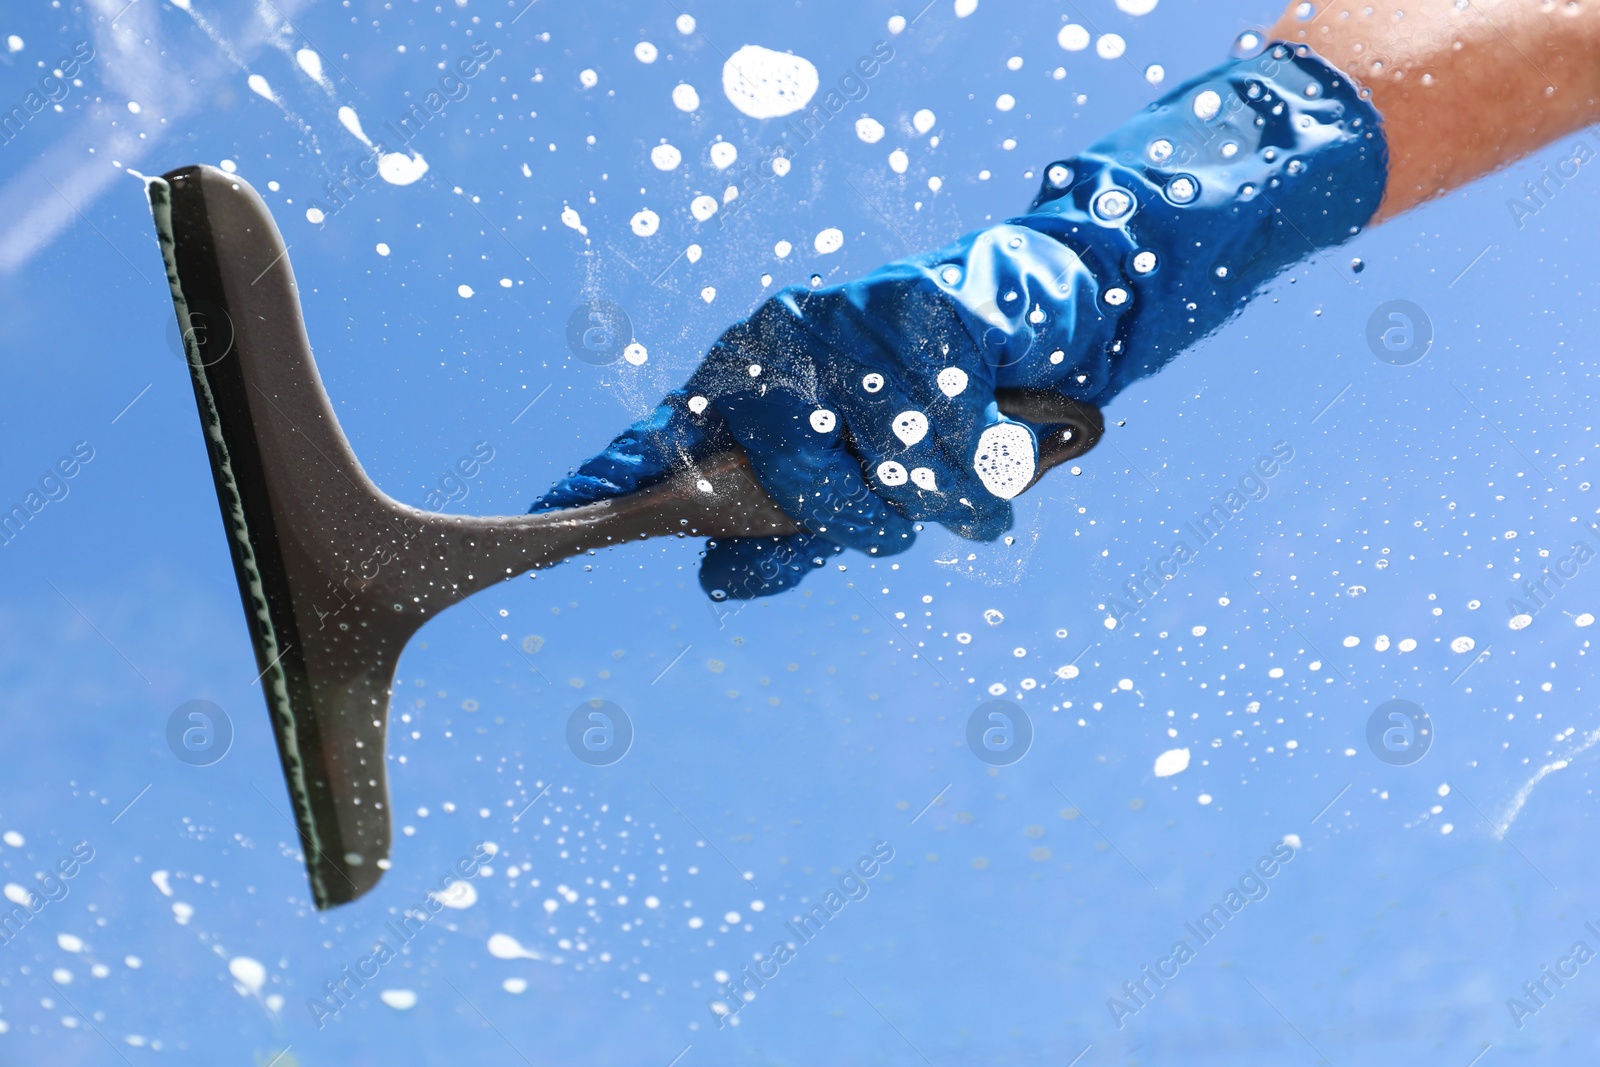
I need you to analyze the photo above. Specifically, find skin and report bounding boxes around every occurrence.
[1269,0,1600,221]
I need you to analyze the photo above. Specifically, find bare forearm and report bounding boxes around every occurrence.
[1271,0,1600,220]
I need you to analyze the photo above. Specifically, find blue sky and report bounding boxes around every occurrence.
[2,0,1600,1063]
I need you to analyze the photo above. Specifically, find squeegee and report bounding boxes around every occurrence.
[147,165,1103,907]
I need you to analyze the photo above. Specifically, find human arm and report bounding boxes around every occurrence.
[1270,0,1600,220]
[539,0,1598,600]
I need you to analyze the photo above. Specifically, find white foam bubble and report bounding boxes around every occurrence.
[813,227,843,254]
[855,117,885,144]
[722,45,819,119]
[912,109,936,135]
[650,143,682,171]
[635,41,658,64]
[893,411,929,446]
[296,48,325,83]
[1153,748,1191,778]
[431,880,478,910]
[247,74,275,101]
[691,195,719,221]
[229,957,266,996]
[380,989,418,1011]
[488,933,543,960]
[973,423,1035,499]
[1058,25,1090,51]
[710,141,738,170]
[378,150,429,185]
[630,209,660,236]
[937,367,968,396]
[672,83,701,112]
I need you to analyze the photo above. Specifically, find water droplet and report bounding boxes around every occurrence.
[893,411,930,446]
[937,367,969,396]
[1166,175,1199,204]
[1093,188,1134,221]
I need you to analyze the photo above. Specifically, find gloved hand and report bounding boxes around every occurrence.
[534,43,1386,600]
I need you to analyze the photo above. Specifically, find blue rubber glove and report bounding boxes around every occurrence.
[535,43,1386,600]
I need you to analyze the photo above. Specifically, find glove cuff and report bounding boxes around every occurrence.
[1011,42,1387,406]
